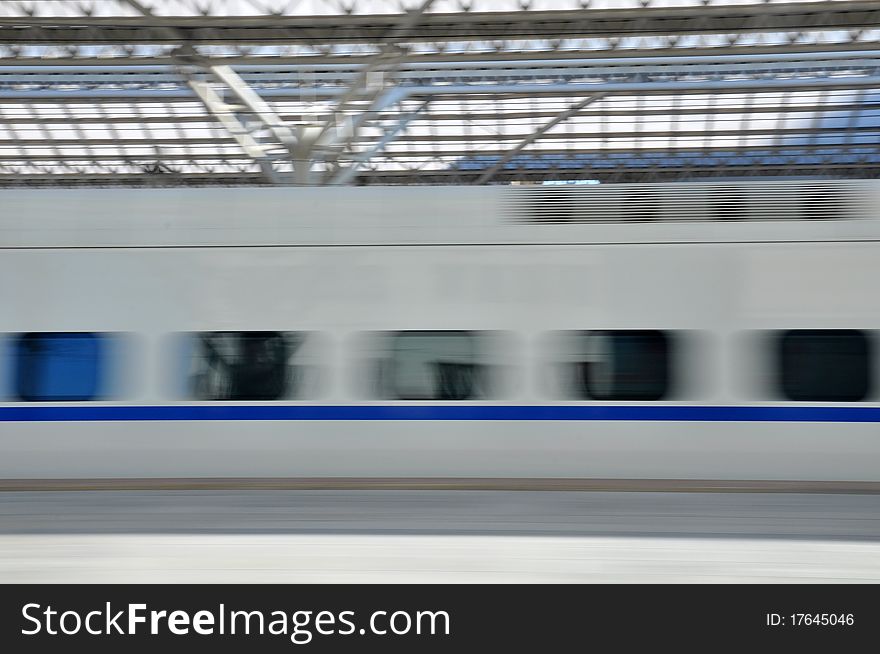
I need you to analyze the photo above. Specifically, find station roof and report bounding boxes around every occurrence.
[2,0,879,186]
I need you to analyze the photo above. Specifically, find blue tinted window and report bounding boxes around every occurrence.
[15,333,104,401]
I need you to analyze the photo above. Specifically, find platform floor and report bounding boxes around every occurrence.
[1,490,878,582]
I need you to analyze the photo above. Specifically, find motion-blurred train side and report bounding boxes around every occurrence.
[1,181,879,483]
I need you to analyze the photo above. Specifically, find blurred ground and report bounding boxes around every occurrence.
[1,491,878,582]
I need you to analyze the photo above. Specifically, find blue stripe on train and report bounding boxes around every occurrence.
[1,405,880,422]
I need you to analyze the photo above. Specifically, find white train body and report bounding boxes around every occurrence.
[1,181,879,482]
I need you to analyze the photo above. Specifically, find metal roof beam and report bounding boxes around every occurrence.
[7,141,875,162]
[2,99,877,126]
[7,40,880,66]
[3,123,877,150]
[186,73,288,184]
[308,0,434,181]
[207,64,295,146]
[120,0,302,183]
[474,93,604,184]
[330,100,430,186]
[120,0,289,183]
[185,63,322,183]
[8,50,880,85]
[186,80,267,158]
[5,74,879,101]
[3,3,878,44]
[4,161,880,188]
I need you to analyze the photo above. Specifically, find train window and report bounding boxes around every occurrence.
[778,330,871,401]
[572,330,672,401]
[13,332,107,401]
[377,331,488,400]
[186,331,306,401]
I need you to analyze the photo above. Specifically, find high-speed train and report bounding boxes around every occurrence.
[1,180,879,487]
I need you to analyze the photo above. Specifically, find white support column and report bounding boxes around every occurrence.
[122,0,304,184]
[330,100,430,185]
[309,0,436,183]
[315,86,412,174]
[311,51,405,150]
[186,80,266,161]
[183,68,294,184]
[208,65,298,151]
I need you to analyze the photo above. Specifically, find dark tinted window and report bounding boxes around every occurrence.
[188,332,303,400]
[778,330,871,401]
[14,332,106,401]
[575,330,672,401]
[381,331,485,400]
